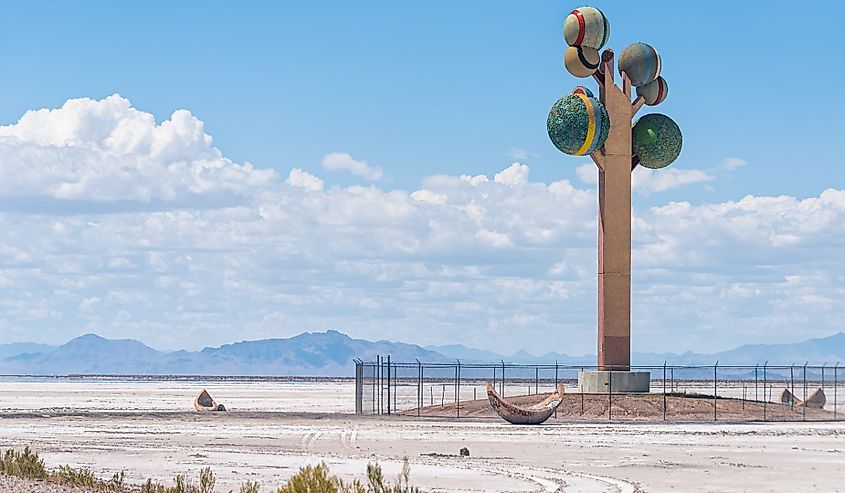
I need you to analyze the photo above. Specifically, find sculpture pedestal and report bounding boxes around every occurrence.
[578,370,650,393]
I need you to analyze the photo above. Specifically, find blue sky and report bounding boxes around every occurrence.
[0,2,842,355]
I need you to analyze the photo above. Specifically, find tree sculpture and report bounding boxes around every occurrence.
[547,6,682,387]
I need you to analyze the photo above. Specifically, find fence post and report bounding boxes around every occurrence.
[835,362,839,421]
[535,367,539,395]
[386,355,391,415]
[373,359,377,414]
[821,363,826,416]
[492,365,496,393]
[763,361,768,422]
[755,364,759,402]
[663,361,667,421]
[501,360,505,397]
[456,360,461,418]
[377,355,381,415]
[713,361,718,422]
[356,360,364,415]
[802,362,808,421]
[554,361,559,419]
[580,366,585,415]
[416,360,421,416]
[790,364,795,410]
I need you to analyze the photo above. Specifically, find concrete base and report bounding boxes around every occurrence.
[578,371,650,393]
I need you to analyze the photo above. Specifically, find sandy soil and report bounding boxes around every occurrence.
[1,378,843,492]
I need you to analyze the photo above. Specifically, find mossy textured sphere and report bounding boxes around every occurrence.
[632,113,682,169]
[636,76,668,106]
[618,42,661,87]
[547,93,610,156]
[563,7,610,50]
[564,45,600,78]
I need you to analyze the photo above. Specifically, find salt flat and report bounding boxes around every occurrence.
[0,378,843,492]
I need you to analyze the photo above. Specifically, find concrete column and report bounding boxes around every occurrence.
[595,55,633,371]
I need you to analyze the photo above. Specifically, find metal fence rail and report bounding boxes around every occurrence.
[353,359,842,422]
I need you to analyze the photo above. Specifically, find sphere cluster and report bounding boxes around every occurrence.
[550,5,680,166]
[562,7,609,79]
[547,91,610,156]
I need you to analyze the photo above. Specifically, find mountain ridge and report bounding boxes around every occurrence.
[1,330,843,376]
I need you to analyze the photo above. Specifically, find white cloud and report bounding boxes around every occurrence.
[0,96,841,355]
[723,157,747,171]
[633,167,714,195]
[286,168,324,191]
[493,162,529,186]
[576,163,597,185]
[0,94,276,203]
[321,152,383,181]
[577,162,714,195]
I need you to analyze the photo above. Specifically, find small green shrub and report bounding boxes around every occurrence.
[141,478,167,493]
[54,464,98,487]
[366,459,419,493]
[109,471,126,491]
[139,469,219,493]
[240,480,261,493]
[0,447,48,479]
[275,459,419,493]
[199,467,216,493]
[276,463,339,493]
[1,447,423,493]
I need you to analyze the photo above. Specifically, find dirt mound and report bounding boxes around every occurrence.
[407,391,833,422]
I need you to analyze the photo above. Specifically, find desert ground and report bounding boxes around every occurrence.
[1,377,843,492]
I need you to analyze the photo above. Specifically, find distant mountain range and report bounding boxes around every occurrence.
[429,332,845,366]
[1,330,843,376]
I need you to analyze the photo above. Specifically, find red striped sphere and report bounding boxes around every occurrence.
[636,76,668,106]
[564,45,600,78]
[618,43,661,87]
[572,86,594,98]
[564,7,610,50]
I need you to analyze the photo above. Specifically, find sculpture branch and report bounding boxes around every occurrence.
[591,150,605,170]
[592,69,605,87]
[621,72,632,100]
[632,96,646,116]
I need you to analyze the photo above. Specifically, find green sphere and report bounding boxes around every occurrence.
[547,94,610,156]
[632,113,682,169]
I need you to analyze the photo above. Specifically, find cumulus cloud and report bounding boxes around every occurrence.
[0,96,841,355]
[321,152,383,180]
[493,162,529,186]
[576,162,714,195]
[576,163,597,185]
[632,167,715,195]
[0,95,276,204]
[286,168,324,191]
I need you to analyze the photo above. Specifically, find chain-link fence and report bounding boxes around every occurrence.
[354,358,843,422]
